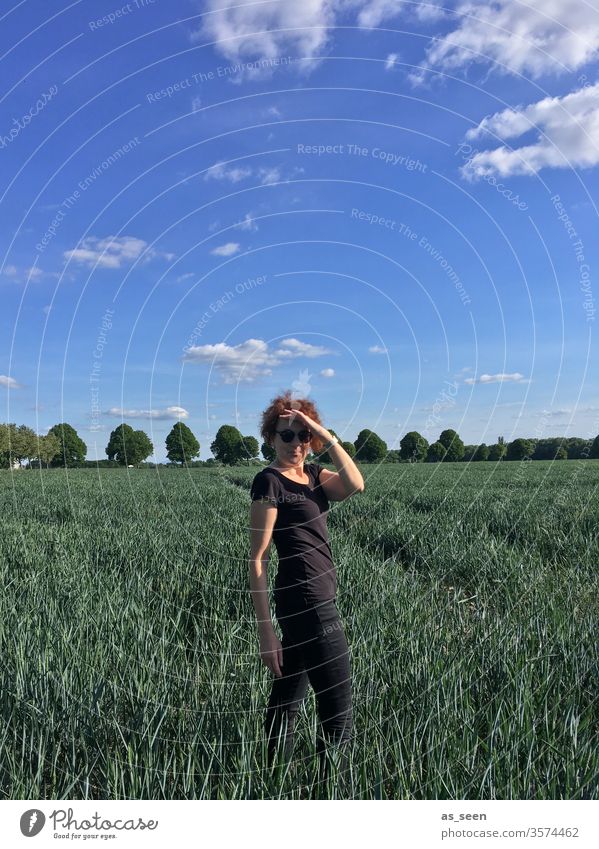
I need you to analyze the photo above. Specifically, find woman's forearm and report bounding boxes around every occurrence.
[327,439,365,493]
[249,555,275,633]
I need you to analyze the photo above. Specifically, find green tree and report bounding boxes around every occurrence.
[13,425,37,466]
[34,432,61,468]
[341,440,356,458]
[566,437,592,459]
[211,425,245,465]
[473,443,490,461]
[106,424,133,464]
[130,430,153,465]
[106,424,153,465]
[48,422,87,467]
[439,428,465,462]
[533,438,569,460]
[488,443,507,461]
[240,435,259,462]
[506,438,534,460]
[589,434,599,458]
[354,429,387,463]
[426,441,446,462]
[400,431,429,463]
[0,424,9,468]
[0,423,17,468]
[165,422,200,465]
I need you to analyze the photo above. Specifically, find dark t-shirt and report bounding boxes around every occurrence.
[250,462,335,613]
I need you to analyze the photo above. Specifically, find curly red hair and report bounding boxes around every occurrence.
[259,390,326,453]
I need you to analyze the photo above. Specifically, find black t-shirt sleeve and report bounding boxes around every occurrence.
[250,471,280,504]
[310,462,325,482]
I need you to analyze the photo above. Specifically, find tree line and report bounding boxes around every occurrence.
[1,421,598,469]
[392,429,599,462]
[0,421,199,468]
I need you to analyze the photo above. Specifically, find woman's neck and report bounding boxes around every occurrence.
[271,459,306,474]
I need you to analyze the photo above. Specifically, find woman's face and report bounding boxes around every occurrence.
[271,416,312,465]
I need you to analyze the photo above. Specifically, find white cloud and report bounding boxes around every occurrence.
[193,1,444,79]
[0,375,21,389]
[176,272,195,283]
[540,407,571,416]
[104,406,189,420]
[369,344,387,354]
[412,1,446,22]
[204,161,252,183]
[210,242,241,256]
[182,337,334,384]
[462,82,599,178]
[275,338,332,358]
[203,162,296,188]
[257,166,281,185]
[320,368,335,377]
[236,212,258,231]
[356,0,445,28]
[537,405,599,416]
[464,372,528,384]
[495,400,525,407]
[418,0,599,80]
[64,236,174,269]
[191,96,202,112]
[193,0,336,76]
[182,0,589,108]
[384,52,399,70]
[2,264,53,283]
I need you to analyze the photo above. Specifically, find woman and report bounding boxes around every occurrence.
[248,391,365,797]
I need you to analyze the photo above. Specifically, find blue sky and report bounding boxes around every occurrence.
[1,0,598,461]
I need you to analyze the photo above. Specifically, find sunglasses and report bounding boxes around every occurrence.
[275,429,313,444]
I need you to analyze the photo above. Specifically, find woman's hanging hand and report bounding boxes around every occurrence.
[259,627,283,678]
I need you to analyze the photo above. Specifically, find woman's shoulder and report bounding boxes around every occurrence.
[250,466,281,502]
[251,465,278,483]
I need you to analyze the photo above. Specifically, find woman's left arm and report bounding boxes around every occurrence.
[318,439,365,501]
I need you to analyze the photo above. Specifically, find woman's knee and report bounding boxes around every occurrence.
[321,704,352,742]
[265,699,301,725]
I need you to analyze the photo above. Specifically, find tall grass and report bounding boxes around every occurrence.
[1,461,597,799]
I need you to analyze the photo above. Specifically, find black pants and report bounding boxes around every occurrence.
[265,599,353,795]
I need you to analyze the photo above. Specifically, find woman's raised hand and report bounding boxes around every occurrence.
[280,408,331,442]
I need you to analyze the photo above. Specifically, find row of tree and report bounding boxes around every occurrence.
[318,428,599,463]
[0,423,82,468]
[393,430,599,462]
[1,421,598,468]
[0,421,198,468]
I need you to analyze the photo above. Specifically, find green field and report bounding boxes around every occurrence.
[1,462,597,799]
